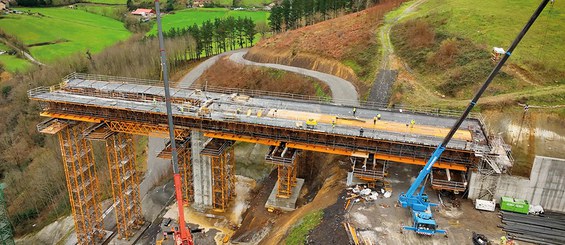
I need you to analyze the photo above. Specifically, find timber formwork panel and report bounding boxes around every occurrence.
[105,133,143,239]
[202,139,235,212]
[38,102,478,170]
[57,123,104,244]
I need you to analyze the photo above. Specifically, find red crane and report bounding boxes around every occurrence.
[154,0,193,244]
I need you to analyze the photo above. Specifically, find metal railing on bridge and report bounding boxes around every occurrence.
[58,72,481,119]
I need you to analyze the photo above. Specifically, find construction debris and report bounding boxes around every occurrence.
[347,184,391,205]
[500,211,565,245]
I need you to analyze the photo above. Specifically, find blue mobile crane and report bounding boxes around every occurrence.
[398,0,551,236]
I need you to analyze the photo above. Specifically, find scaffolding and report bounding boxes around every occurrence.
[351,155,386,182]
[265,144,299,198]
[158,138,193,204]
[201,139,235,212]
[104,133,144,239]
[28,77,487,170]
[57,123,105,244]
[430,168,467,193]
[0,184,14,245]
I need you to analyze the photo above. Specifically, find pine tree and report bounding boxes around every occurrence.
[126,0,134,11]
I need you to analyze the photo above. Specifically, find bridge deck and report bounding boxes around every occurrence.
[28,76,495,169]
[32,78,488,152]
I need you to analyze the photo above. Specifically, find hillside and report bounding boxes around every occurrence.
[246,0,405,94]
[195,57,331,98]
[0,7,131,64]
[388,0,564,108]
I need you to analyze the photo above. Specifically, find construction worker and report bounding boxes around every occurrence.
[373,117,377,126]
[410,119,416,128]
[500,236,507,245]
[377,113,381,120]
[353,107,357,117]
[359,128,364,136]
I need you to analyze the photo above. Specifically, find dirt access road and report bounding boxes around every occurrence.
[177,49,359,105]
[369,0,426,104]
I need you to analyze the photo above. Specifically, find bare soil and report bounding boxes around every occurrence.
[195,57,331,97]
[246,0,405,91]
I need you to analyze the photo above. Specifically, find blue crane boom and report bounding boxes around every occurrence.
[398,0,552,236]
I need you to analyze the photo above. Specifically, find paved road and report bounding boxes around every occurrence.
[229,50,359,105]
[0,37,45,66]
[176,48,359,105]
[177,49,245,89]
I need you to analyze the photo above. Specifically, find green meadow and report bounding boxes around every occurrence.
[147,8,269,35]
[1,7,131,64]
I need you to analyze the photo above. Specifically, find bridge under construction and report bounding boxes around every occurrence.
[28,73,511,243]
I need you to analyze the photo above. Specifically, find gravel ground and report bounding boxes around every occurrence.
[307,190,350,245]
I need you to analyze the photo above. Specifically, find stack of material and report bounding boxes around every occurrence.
[500,211,565,245]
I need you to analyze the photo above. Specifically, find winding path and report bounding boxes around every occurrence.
[177,49,359,106]
[369,0,426,104]
[0,38,45,66]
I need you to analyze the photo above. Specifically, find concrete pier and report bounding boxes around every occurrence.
[265,178,305,212]
[191,130,212,208]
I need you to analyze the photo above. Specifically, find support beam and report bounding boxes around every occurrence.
[57,123,105,244]
[105,133,144,239]
[287,142,467,171]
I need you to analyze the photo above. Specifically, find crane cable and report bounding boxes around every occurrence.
[511,105,530,146]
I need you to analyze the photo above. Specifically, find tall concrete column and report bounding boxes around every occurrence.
[191,130,212,208]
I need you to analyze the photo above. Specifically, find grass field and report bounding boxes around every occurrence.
[410,0,564,80]
[76,3,128,19]
[0,43,31,73]
[1,7,131,63]
[285,210,324,245]
[213,0,272,7]
[82,0,125,4]
[147,8,269,35]
[387,0,565,109]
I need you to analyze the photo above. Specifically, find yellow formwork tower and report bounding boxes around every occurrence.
[157,138,193,205]
[105,133,144,239]
[57,123,105,244]
[276,153,298,198]
[177,140,193,205]
[202,139,236,212]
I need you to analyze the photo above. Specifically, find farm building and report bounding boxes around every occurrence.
[131,8,155,17]
[0,0,10,10]
[192,0,212,7]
